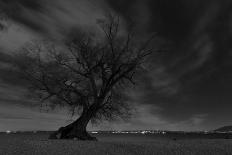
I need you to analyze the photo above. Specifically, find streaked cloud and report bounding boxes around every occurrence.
[0,0,231,131]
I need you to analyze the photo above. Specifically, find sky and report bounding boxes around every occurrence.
[0,0,231,131]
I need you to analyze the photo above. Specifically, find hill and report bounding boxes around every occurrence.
[215,126,232,132]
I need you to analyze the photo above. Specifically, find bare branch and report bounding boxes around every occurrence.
[16,13,156,123]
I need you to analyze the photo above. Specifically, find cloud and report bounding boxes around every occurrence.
[148,66,180,96]
[0,102,73,131]
[93,105,209,131]
[190,114,208,126]
[0,23,35,51]
[0,0,107,40]
[0,0,231,131]
[0,100,210,131]
[0,0,45,31]
[0,53,28,87]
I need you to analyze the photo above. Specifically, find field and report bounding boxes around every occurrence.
[0,132,232,155]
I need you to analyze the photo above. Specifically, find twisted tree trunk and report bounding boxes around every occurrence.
[49,105,98,141]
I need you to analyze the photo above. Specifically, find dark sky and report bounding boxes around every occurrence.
[0,0,231,131]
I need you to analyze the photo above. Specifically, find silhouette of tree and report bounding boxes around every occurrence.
[16,14,155,140]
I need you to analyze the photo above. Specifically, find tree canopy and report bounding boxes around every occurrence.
[16,14,155,139]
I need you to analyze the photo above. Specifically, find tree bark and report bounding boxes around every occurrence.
[49,106,98,141]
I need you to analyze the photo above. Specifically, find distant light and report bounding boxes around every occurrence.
[6,130,11,134]
[131,131,138,134]
[112,131,120,133]
[91,131,98,134]
[162,131,166,135]
[121,131,129,134]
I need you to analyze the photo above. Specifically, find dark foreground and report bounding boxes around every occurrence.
[0,133,231,155]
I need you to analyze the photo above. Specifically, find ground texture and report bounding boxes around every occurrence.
[0,133,231,155]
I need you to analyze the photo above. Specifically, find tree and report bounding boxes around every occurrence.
[16,14,155,140]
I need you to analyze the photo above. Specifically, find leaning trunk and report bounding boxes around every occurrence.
[49,107,97,140]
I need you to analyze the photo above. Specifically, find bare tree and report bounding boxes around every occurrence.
[16,14,155,140]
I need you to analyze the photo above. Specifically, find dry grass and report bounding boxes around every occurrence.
[0,133,231,155]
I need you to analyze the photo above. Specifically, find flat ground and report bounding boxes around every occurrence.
[0,133,231,155]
